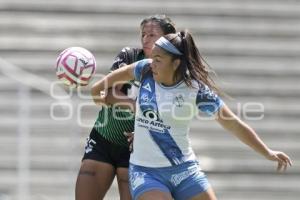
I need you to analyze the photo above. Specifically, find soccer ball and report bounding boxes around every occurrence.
[56,47,96,87]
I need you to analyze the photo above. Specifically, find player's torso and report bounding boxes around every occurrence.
[131,76,199,167]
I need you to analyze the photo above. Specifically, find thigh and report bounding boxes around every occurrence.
[139,190,173,200]
[75,159,115,200]
[188,187,217,200]
[116,167,131,200]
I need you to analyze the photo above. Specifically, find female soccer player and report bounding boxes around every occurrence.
[75,15,177,200]
[91,30,292,200]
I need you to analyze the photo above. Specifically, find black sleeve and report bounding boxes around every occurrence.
[110,47,136,72]
[110,47,142,95]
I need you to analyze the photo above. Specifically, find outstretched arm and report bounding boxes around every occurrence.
[91,63,135,105]
[216,104,292,172]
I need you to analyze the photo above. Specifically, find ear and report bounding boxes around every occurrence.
[172,59,180,71]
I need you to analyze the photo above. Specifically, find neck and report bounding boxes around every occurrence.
[161,77,181,87]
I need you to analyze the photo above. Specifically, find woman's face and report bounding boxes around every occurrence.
[140,21,164,58]
[150,45,179,86]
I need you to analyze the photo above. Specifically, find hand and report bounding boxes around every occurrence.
[265,150,292,172]
[91,90,107,105]
[124,132,134,152]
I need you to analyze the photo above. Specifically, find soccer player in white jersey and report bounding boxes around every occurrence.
[91,30,292,200]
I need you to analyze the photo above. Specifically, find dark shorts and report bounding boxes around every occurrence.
[82,128,131,168]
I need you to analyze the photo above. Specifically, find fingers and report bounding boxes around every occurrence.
[129,143,133,152]
[276,160,285,172]
[124,132,134,143]
[123,132,134,137]
[124,132,134,152]
[277,160,288,172]
[275,152,292,172]
[279,152,293,166]
[285,154,293,167]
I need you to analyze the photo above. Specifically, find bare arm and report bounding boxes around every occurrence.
[91,63,135,105]
[216,104,292,172]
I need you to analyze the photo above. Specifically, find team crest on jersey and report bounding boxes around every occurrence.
[173,94,184,107]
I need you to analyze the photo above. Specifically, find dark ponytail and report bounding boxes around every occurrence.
[164,30,220,94]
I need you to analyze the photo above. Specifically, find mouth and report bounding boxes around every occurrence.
[143,46,151,51]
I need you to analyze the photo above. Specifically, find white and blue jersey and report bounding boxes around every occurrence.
[131,59,223,168]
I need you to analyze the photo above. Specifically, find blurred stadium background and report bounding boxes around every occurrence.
[0,0,299,199]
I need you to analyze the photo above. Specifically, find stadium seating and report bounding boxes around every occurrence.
[0,0,299,199]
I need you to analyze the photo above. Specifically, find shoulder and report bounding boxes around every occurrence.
[111,47,144,71]
[119,47,144,63]
[195,81,224,115]
[134,58,152,67]
[133,59,152,81]
[121,47,143,54]
[196,81,219,100]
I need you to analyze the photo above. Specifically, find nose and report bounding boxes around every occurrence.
[143,35,150,45]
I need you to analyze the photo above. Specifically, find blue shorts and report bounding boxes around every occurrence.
[129,161,210,200]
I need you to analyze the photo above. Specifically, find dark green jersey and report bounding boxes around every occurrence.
[94,47,145,146]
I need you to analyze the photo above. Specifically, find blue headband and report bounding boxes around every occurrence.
[155,37,183,56]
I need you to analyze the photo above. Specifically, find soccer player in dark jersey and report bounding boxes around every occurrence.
[75,15,177,200]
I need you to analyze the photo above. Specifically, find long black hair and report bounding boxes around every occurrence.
[162,30,220,94]
[140,14,176,35]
